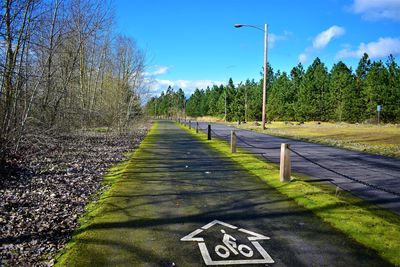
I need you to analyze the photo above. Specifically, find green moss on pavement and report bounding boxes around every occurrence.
[55,123,160,266]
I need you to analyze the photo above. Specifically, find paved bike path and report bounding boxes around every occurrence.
[59,121,390,266]
[195,121,400,215]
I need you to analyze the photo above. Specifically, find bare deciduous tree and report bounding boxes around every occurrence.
[0,0,146,158]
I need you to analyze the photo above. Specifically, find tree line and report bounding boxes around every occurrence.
[0,0,146,156]
[146,53,400,124]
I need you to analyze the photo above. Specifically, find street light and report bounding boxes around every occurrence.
[234,23,268,130]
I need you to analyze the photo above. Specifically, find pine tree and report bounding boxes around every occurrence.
[232,82,245,121]
[386,55,400,122]
[187,89,204,117]
[267,71,291,120]
[354,53,371,121]
[208,85,222,115]
[329,61,354,121]
[290,63,304,121]
[225,78,236,121]
[364,61,390,121]
[247,79,262,121]
[296,58,329,121]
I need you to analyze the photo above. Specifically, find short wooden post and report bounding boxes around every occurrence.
[189,120,191,129]
[231,130,237,153]
[207,125,211,140]
[196,122,199,133]
[280,143,291,182]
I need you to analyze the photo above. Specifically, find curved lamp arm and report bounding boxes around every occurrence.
[234,24,265,32]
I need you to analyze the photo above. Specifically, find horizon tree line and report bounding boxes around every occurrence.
[146,53,400,124]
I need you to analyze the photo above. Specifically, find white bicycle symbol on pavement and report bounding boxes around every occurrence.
[215,229,254,258]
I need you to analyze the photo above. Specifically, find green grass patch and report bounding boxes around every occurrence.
[55,122,158,266]
[178,121,400,266]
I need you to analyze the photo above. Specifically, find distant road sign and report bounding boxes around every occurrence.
[377,105,382,112]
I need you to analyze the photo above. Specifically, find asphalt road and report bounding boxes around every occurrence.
[63,121,392,266]
[192,121,400,215]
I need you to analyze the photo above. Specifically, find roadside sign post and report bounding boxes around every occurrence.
[377,105,382,124]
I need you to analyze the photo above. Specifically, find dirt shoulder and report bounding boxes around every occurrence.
[0,124,150,266]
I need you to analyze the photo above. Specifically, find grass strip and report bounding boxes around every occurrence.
[178,121,400,266]
[55,122,159,265]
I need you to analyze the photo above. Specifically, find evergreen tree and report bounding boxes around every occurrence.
[296,58,329,121]
[329,61,355,121]
[354,53,371,121]
[186,89,204,116]
[216,85,227,117]
[364,61,390,121]
[225,78,236,121]
[175,88,186,117]
[145,53,399,123]
[267,71,292,120]
[246,79,262,121]
[232,82,245,121]
[386,55,400,121]
[289,63,304,120]
[208,85,222,115]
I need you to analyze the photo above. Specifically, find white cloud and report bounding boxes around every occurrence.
[312,26,345,49]
[298,26,345,64]
[337,37,400,59]
[351,0,400,21]
[298,53,308,64]
[144,66,169,76]
[269,31,292,48]
[145,78,224,96]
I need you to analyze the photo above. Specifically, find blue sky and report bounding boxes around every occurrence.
[115,0,400,96]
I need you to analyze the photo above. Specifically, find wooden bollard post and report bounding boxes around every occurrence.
[207,125,211,140]
[280,143,291,182]
[189,120,191,129]
[196,122,199,133]
[231,130,237,153]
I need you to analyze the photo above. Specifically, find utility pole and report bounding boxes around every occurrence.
[262,23,268,130]
[154,100,157,118]
[234,23,269,129]
[224,90,227,122]
[244,85,248,122]
[184,99,187,120]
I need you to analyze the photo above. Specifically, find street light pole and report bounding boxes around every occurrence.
[234,23,268,130]
[262,23,268,130]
